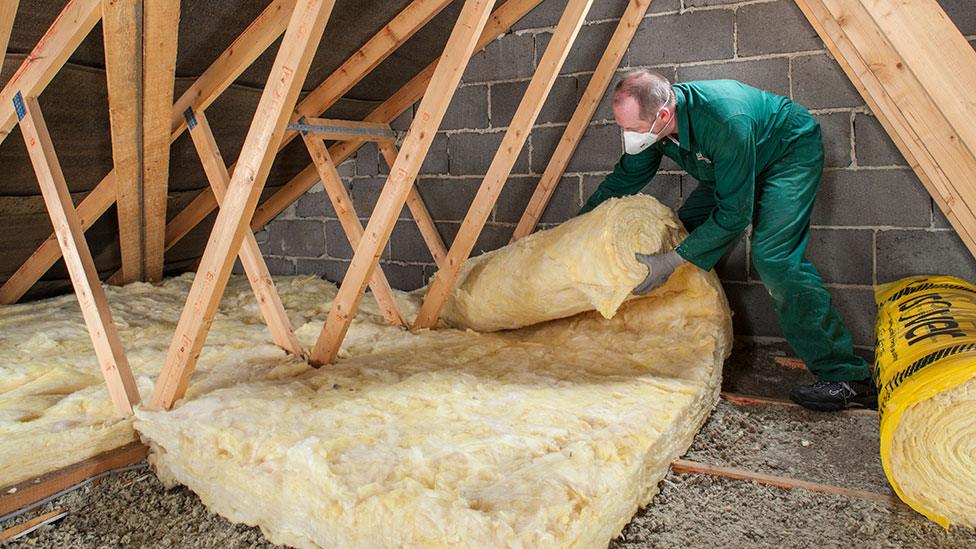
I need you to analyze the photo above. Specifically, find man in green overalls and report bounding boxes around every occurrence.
[582,70,875,411]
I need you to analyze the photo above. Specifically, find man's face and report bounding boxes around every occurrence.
[613,95,654,133]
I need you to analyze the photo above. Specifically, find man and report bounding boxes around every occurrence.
[581,70,875,411]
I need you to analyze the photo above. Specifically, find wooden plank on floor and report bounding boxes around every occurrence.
[303,133,407,326]
[671,459,902,506]
[511,0,652,241]
[0,509,67,542]
[149,0,335,410]
[377,141,448,268]
[413,0,593,329]
[185,108,305,355]
[17,94,140,416]
[102,0,145,284]
[719,391,878,416]
[309,0,498,366]
[0,0,102,146]
[0,442,146,517]
[141,0,180,282]
[0,0,19,76]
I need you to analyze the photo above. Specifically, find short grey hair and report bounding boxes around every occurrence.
[613,70,675,121]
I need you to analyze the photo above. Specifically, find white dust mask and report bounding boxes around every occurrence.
[622,113,666,155]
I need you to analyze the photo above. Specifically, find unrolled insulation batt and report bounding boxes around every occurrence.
[133,195,733,547]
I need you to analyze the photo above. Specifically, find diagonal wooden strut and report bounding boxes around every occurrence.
[15,94,139,417]
[413,0,593,329]
[184,108,306,356]
[512,0,653,242]
[0,0,102,146]
[0,0,296,303]
[377,141,448,268]
[161,0,542,271]
[301,133,408,326]
[309,0,498,366]
[155,0,457,268]
[149,0,335,410]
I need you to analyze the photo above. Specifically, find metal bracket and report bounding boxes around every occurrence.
[184,107,197,130]
[13,92,25,121]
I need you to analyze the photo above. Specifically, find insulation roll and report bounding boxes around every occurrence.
[874,275,976,528]
[441,194,686,331]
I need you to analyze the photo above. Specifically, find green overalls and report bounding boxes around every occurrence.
[581,80,870,382]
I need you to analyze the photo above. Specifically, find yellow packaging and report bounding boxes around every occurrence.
[874,275,976,528]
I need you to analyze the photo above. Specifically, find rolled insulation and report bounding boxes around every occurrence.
[441,194,685,331]
[874,275,976,528]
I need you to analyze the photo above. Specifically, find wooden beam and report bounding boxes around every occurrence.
[794,0,976,255]
[302,133,407,326]
[142,0,180,281]
[0,0,102,147]
[12,0,297,295]
[249,0,545,233]
[413,0,592,329]
[293,117,396,142]
[0,0,19,76]
[377,140,448,268]
[309,0,497,366]
[185,108,305,356]
[149,0,335,410]
[670,459,902,505]
[102,0,144,284]
[511,0,652,241]
[16,94,139,416]
[0,442,146,516]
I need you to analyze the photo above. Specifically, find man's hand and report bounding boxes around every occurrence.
[633,250,685,295]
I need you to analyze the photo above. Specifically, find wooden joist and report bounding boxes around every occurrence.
[150,0,336,410]
[0,442,147,516]
[795,0,976,257]
[308,0,498,366]
[185,108,305,356]
[141,0,180,282]
[511,0,653,241]
[101,0,145,284]
[413,0,593,329]
[302,133,408,326]
[0,0,102,146]
[377,141,448,268]
[671,459,902,505]
[0,0,18,76]
[15,94,139,416]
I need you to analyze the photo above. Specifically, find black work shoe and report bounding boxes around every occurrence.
[789,378,878,412]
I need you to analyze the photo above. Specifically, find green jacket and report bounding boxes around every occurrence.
[581,80,803,271]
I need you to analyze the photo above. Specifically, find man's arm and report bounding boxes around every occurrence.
[675,117,756,271]
[579,147,663,214]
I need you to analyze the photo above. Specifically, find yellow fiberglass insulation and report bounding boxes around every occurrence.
[441,194,685,331]
[132,195,733,548]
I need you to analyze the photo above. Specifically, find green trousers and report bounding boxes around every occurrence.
[678,117,871,382]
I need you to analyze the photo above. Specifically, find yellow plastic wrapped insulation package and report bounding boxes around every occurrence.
[874,275,976,528]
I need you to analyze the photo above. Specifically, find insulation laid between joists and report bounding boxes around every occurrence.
[2,196,732,546]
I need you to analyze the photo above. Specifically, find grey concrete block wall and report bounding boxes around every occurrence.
[259,0,976,351]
